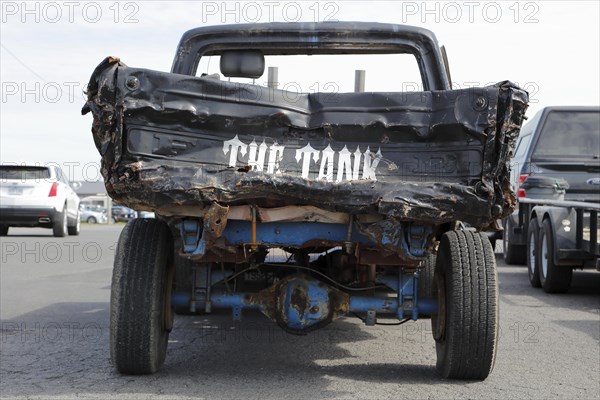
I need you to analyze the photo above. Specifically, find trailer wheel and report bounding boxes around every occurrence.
[110,219,174,374]
[527,218,542,288]
[432,230,498,380]
[503,219,526,265]
[538,219,572,293]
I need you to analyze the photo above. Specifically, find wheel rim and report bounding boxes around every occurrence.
[541,232,548,278]
[528,233,536,274]
[88,217,96,224]
[76,212,81,231]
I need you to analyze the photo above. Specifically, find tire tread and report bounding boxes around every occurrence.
[436,230,498,380]
[110,218,172,374]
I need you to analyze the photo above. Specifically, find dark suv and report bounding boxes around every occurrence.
[111,205,137,223]
[503,106,600,264]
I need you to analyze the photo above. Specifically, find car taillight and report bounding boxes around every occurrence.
[48,182,58,197]
[517,174,529,198]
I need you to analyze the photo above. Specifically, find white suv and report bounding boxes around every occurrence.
[0,164,81,237]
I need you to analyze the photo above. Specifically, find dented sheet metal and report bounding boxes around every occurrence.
[82,22,528,232]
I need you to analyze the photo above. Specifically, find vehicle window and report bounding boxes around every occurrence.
[0,166,50,181]
[56,168,67,184]
[514,134,532,160]
[533,111,600,158]
[196,53,422,93]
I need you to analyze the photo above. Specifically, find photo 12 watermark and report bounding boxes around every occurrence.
[1,1,140,24]
[1,81,87,104]
[397,1,540,24]
[197,1,340,23]
[1,321,103,343]
[0,161,104,183]
[1,240,113,264]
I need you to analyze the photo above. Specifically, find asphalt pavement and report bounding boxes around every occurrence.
[1,225,599,399]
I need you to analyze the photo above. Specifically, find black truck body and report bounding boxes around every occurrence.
[503,106,600,265]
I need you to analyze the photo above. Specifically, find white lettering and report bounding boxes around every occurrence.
[266,142,285,174]
[248,139,268,171]
[352,146,363,181]
[336,145,353,182]
[295,143,320,179]
[223,135,248,167]
[221,136,383,181]
[318,144,335,182]
[362,147,383,181]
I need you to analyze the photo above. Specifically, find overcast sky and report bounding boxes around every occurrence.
[1,0,599,180]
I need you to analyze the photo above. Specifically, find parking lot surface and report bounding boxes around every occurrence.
[1,225,599,399]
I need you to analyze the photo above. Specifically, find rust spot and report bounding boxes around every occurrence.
[204,202,229,238]
[290,285,308,320]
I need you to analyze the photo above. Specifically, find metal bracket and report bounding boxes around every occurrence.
[396,268,418,320]
[406,224,432,257]
[366,310,376,326]
[232,306,242,322]
[180,219,201,253]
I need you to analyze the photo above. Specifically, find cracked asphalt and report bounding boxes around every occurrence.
[1,225,599,399]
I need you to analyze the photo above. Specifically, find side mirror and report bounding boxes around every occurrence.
[71,181,82,190]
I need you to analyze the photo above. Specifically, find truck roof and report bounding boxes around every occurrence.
[171,21,450,90]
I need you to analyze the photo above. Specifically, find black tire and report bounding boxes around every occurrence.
[418,253,436,298]
[68,211,81,236]
[0,225,8,236]
[418,253,436,318]
[503,219,526,265]
[53,206,68,237]
[110,219,174,374]
[87,216,97,224]
[173,254,204,315]
[527,218,541,288]
[432,230,498,380]
[538,219,572,293]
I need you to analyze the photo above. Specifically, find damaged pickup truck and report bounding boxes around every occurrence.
[83,22,528,379]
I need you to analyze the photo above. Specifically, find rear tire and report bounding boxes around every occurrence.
[538,219,572,293]
[418,253,436,294]
[53,207,68,237]
[432,230,498,380]
[527,218,541,288]
[68,211,80,236]
[110,219,174,374]
[503,219,526,265]
[0,225,8,236]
